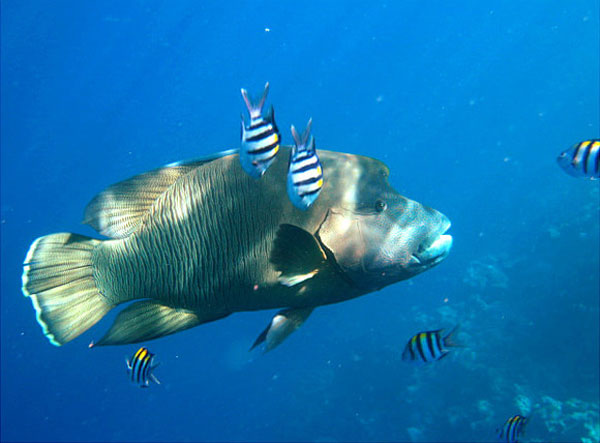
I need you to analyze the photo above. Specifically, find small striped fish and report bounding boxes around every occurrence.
[287,118,323,210]
[557,139,600,179]
[240,82,280,179]
[126,347,160,388]
[497,415,527,443]
[402,326,460,364]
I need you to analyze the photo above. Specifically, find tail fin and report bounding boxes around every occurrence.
[290,117,313,149]
[241,82,270,119]
[22,233,113,346]
[442,324,464,348]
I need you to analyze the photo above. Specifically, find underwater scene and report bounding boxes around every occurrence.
[1,1,599,442]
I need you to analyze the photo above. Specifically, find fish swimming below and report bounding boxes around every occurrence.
[496,414,527,443]
[402,326,460,364]
[557,139,599,179]
[287,118,323,210]
[126,347,160,388]
[240,82,280,179]
[21,147,452,350]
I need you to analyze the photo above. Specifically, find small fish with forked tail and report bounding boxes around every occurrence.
[126,347,160,388]
[402,325,461,364]
[287,118,323,210]
[240,82,280,178]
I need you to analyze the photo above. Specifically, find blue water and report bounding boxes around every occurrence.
[2,2,599,442]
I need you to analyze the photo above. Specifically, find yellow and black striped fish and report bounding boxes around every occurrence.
[126,347,160,388]
[240,82,280,179]
[402,326,460,364]
[557,139,600,179]
[287,118,323,210]
[497,415,528,443]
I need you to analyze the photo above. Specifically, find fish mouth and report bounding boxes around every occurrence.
[409,221,453,268]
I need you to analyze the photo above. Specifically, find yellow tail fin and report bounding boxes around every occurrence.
[22,233,113,346]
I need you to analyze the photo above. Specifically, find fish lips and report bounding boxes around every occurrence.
[409,221,453,269]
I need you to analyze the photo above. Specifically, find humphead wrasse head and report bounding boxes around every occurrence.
[316,152,452,292]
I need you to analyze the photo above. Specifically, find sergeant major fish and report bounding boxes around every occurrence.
[557,139,600,179]
[240,82,280,178]
[22,147,452,352]
[287,118,323,210]
[497,414,528,443]
[402,326,460,364]
[126,346,160,388]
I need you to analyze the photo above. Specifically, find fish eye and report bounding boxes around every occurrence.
[375,200,387,212]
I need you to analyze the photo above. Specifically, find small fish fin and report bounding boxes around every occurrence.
[241,82,269,118]
[149,373,161,385]
[270,224,327,287]
[83,159,210,239]
[250,307,314,353]
[93,301,201,346]
[22,233,113,346]
[290,118,313,148]
[437,351,450,361]
[442,324,464,348]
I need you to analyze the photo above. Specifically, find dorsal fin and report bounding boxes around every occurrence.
[83,150,237,238]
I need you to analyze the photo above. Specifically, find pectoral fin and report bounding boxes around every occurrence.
[250,307,314,353]
[92,301,201,346]
[270,224,327,287]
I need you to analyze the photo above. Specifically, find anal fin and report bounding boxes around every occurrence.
[92,300,201,346]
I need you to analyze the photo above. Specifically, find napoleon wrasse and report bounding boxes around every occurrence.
[22,148,452,351]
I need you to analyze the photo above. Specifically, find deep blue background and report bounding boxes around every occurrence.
[2,1,599,441]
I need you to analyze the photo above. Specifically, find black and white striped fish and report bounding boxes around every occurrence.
[497,415,528,443]
[402,326,460,364]
[557,139,600,179]
[287,118,323,210]
[240,82,280,179]
[126,347,160,388]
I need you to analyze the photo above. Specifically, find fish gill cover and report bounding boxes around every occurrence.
[1,1,598,442]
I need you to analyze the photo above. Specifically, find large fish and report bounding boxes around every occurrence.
[22,148,453,351]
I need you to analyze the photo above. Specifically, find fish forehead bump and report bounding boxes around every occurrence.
[318,150,389,177]
[317,150,390,203]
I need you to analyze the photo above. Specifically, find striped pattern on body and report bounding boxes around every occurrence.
[240,82,280,178]
[402,330,447,363]
[287,118,323,210]
[557,139,600,179]
[498,415,527,443]
[127,347,155,387]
